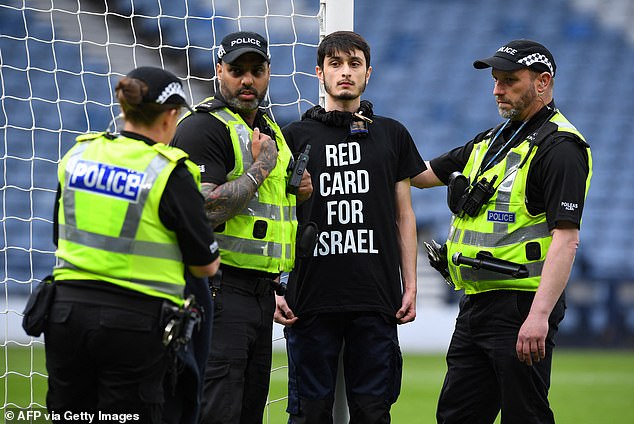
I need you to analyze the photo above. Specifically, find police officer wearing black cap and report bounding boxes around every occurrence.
[172,31,312,424]
[413,40,592,423]
[46,66,220,423]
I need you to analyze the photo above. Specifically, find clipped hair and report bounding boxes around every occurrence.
[317,31,371,69]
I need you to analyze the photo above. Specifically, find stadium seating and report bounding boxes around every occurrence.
[1,5,112,289]
[354,0,634,280]
[2,0,634,289]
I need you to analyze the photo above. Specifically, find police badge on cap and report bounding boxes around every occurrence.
[126,66,193,112]
[473,39,556,76]
[217,31,270,64]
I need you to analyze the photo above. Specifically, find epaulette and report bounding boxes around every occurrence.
[261,107,275,121]
[484,122,506,140]
[152,143,189,163]
[195,98,225,113]
[527,121,558,148]
[75,132,106,142]
[552,131,590,148]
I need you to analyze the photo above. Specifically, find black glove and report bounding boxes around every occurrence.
[423,240,453,286]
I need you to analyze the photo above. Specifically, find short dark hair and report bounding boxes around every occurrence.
[317,31,371,69]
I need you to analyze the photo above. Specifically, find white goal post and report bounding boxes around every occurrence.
[0,0,352,420]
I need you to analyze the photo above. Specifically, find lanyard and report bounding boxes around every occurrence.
[475,119,527,181]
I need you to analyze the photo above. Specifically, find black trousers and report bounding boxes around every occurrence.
[437,290,565,424]
[199,272,275,424]
[45,284,169,424]
[285,312,402,424]
[163,272,214,424]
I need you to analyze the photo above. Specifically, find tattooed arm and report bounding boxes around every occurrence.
[202,128,278,227]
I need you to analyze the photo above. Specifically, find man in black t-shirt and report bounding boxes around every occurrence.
[412,40,592,423]
[276,31,426,423]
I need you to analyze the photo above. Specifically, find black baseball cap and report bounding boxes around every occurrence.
[217,31,270,64]
[473,39,556,76]
[126,66,193,112]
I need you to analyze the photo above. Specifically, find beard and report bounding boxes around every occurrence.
[221,84,265,112]
[324,79,367,101]
[497,87,537,120]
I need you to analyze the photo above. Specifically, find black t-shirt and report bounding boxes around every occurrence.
[54,131,218,266]
[283,107,426,317]
[430,104,590,230]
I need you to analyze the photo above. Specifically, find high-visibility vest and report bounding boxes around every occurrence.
[54,132,201,306]
[198,101,297,273]
[445,111,592,294]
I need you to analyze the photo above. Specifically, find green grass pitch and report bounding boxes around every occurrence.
[2,346,633,423]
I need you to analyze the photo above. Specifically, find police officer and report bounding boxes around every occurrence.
[46,67,220,423]
[412,40,592,423]
[171,31,312,424]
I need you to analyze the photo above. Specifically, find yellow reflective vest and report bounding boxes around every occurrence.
[54,132,201,306]
[445,111,592,294]
[199,101,297,273]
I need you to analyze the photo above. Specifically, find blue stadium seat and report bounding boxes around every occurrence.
[353,0,634,280]
[2,0,634,294]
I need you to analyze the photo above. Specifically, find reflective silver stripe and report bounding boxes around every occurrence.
[457,260,544,281]
[215,233,289,258]
[553,119,574,131]
[120,154,170,239]
[285,204,297,221]
[235,124,254,169]
[214,109,253,170]
[448,226,461,244]
[493,151,521,233]
[460,222,550,248]
[244,199,278,219]
[58,224,183,261]
[55,258,184,296]
[62,142,91,227]
[241,199,296,221]
[214,109,234,122]
[286,243,292,259]
[471,143,486,176]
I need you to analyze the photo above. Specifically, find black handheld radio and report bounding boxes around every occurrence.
[287,144,311,194]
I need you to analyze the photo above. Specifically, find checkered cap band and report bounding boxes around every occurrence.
[517,53,554,75]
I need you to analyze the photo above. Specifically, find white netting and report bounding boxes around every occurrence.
[0,0,321,416]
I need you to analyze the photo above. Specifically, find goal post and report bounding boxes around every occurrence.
[318,0,354,107]
[317,2,354,421]
[1,0,354,420]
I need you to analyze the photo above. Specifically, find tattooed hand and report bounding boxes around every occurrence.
[200,128,279,227]
[251,127,277,175]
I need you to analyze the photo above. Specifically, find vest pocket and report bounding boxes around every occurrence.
[49,303,73,324]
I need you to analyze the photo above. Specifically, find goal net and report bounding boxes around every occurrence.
[0,0,337,418]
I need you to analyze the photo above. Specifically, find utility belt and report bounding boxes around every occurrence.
[54,280,165,317]
[54,280,200,351]
[210,266,280,298]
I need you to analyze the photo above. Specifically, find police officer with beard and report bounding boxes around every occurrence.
[412,40,592,423]
[172,31,312,424]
